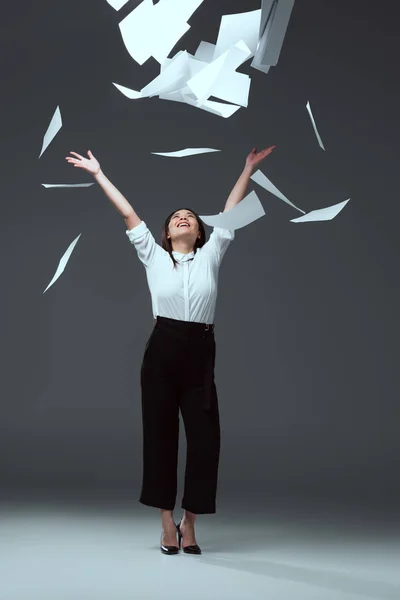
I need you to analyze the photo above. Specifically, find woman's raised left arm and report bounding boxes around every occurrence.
[223,146,275,212]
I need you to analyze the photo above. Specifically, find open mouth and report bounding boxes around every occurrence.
[178,223,189,228]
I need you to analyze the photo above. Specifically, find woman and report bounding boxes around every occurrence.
[66,145,274,554]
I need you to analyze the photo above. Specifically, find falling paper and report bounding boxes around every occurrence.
[159,89,241,118]
[119,0,156,65]
[214,9,261,59]
[113,51,190,99]
[251,0,276,74]
[259,0,275,38]
[187,55,207,78]
[306,101,325,151]
[141,51,189,96]
[199,99,241,118]
[113,8,253,118]
[251,169,305,214]
[149,20,190,65]
[164,0,205,23]
[112,1,293,117]
[39,106,62,158]
[290,199,350,223]
[263,0,295,66]
[42,183,95,188]
[252,0,295,73]
[142,0,204,64]
[199,190,265,230]
[43,234,82,294]
[187,41,252,104]
[119,0,204,66]
[151,148,220,157]
[106,0,130,10]
[112,83,142,99]
[194,41,216,63]
[162,90,241,118]
[211,71,251,107]
[144,0,203,65]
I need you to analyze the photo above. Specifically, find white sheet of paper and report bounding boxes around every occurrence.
[251,0,276,72]
[187,41,251,104]
[250,60,271,74]
[160,49,185,71]
[160,0,204,23]
[151,148,220,157]
[113,51,189,99]
[186,50,228,103]
[214,9,261,59]
[149,0,204,64]
[119,0,204,66]
[290,199,350,223]
[119,0,155,65]
[251,169,305,214]
[187,55,207,78]
[141,51,189,96]
[258,0,295,67]
[212,71,251,107]
[180,92,241,118]
[112,82,142,99]
[199,190,265,230]
[150,20,190,64]
[43,234,82,294]
[106,0,130,10]
[306,101,326,151]
[158,90,186,103]
[201,100,241,118]
[259,0,275,38]
[158,89,241,118]
[39,106,62,158]
[160,58,172,72]
[42,183,94,188]
[194,41,216,63]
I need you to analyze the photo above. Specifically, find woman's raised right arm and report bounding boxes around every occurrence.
[65,150,141,230]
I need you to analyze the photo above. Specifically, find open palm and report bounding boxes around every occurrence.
[246,146,275,172]
[65,150,100,175]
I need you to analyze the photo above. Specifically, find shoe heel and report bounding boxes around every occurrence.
[175,519,201,554]
[176,520,183,550]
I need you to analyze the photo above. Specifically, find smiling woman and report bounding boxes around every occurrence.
[161,208,206,268]
[65,145,274,555]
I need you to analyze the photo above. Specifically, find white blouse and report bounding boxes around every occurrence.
[126,220,234,324]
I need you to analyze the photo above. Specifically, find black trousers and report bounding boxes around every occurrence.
[139,316,220,514]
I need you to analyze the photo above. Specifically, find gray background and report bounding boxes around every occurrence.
[1,0,399,508]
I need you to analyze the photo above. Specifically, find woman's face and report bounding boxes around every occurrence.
[167,209,201,243]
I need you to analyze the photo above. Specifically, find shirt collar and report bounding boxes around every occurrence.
[172,250,195,263]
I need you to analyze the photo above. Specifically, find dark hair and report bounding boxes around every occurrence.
[161,207,206,268]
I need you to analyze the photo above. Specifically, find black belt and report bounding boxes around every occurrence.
[156,316,215,335]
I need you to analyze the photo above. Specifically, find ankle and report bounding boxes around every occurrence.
[183,510,196,523]
[181,517,196,528]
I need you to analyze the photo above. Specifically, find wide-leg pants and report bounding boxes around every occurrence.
[139,315,220,514]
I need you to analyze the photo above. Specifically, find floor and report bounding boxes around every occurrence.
[0,495,399,600]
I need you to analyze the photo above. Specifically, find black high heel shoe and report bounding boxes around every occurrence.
[176,519,202,554]
[160,531,179,555]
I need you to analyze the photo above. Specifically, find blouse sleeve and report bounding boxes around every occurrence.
[202,214,235,266]
[125,221,166,268]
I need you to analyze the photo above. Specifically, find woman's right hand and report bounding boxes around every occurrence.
[65,150,101,176]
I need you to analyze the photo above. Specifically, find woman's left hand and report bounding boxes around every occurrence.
[245,146,276,172]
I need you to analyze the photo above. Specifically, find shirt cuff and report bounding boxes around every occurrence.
[213,211,235,240]
[126,221,148,242]
[213,226,235,240]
